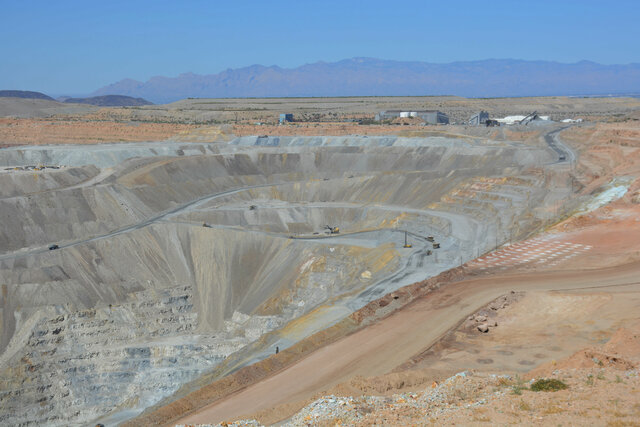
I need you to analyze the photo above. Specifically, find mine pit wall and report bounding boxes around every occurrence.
[0,142,547,254]
[0,142,222,169]
[0,225,404,426]
[0,136,566,425]
[0,165,99,198]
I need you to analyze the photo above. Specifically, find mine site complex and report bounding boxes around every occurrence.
[1,92,640,427]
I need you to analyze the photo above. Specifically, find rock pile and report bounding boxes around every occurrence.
[465,291,523,333]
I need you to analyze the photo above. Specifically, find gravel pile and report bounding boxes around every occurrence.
[285,371,508,425]
[180,371,512,426]
[174,367,640,426]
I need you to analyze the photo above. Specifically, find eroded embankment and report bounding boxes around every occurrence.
[0,134,568,425]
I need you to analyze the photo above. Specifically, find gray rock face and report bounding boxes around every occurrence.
[0,135,573,425]
[0,283,289,426]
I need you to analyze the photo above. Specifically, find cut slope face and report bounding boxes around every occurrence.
[0,134,568,425]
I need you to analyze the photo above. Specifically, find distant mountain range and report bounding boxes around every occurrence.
[0,91,152,106]
[0,90,55,101]
[92,58,640,104]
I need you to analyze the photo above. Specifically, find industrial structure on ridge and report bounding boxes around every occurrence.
[375,110,449,124]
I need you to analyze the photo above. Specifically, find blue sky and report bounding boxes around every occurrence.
[1,0,639,95]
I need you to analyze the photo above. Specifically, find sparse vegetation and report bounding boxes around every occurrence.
[606,421,637,427]
[530,378,568,392]
[510,375,528,395]
[496,376,513,387]
[512,384,527,395]
[542,403,564,414]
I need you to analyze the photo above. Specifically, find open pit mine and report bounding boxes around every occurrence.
[0,131,575,425]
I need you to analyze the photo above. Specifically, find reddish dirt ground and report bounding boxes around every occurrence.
[0,118,197,145]
[175,258,640,425]
[284,325,640,426]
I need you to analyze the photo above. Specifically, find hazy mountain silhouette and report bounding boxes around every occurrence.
[0,90,55,101]
[93,58,640,104]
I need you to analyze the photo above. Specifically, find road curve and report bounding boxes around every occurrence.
[544,126,575,165]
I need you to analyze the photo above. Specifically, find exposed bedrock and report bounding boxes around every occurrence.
[0,135,571,425]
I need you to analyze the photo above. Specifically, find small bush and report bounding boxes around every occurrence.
[530,378,568,392]
[512,384,527,395]
[586,374,595,386]
[510,375,527,395]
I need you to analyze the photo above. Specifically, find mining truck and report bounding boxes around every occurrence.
[325,225,340,234]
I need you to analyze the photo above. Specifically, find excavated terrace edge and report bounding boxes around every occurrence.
[122,266,469,427]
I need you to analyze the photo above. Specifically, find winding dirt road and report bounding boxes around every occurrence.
[176,260,640,425]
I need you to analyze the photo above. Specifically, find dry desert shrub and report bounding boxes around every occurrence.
[530,378,568,392]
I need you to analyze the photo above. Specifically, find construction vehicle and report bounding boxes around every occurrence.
[325,225,340,234]
[432,242,440,249]
[403,231,412,248]
[426,236,435,242]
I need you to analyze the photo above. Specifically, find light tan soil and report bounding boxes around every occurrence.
[3,95,639,146]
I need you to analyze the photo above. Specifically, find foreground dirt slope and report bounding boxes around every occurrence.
[279,325,640,427]
[175,262,640,425]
